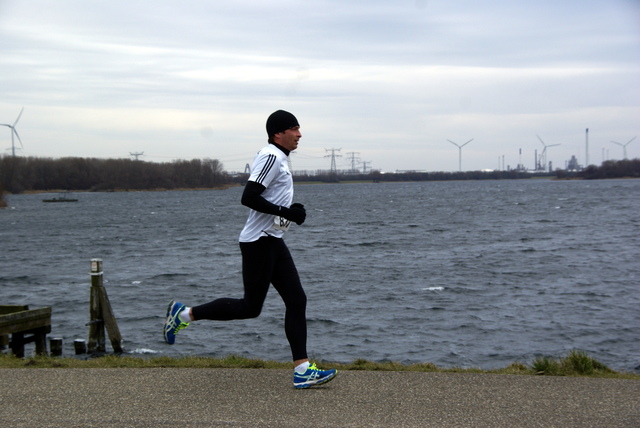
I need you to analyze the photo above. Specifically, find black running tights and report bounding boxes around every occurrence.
[191,236,308,361]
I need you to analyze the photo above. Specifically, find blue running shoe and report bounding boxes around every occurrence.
[163,300,189,345]
[293,363,338,389]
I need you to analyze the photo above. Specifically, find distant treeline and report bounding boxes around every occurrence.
[2,156,638,195]
[0,156,227,193]
[288,169,537,183]
[572,159,640,180]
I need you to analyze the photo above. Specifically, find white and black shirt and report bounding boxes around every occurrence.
[239,144,293,242]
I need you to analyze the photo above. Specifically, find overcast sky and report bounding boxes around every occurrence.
[1,0,638,173]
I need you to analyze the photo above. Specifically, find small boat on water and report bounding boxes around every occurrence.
[43,191,79,203]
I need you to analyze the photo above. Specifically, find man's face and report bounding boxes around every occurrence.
[275,126,301,152]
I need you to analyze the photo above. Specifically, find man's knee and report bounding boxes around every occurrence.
[285,292,306,312]
[242,301,263,319]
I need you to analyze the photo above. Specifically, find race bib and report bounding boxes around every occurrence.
[273,215,291,231]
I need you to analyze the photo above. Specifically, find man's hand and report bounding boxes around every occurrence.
[281,203,306,225]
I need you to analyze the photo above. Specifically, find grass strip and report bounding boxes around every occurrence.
[1,350,637,379]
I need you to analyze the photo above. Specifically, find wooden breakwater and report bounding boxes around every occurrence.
[1,258,123,357]
[0,305,51,357]
[88,258,123,353]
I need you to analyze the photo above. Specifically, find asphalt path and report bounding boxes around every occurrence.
[1,368,638,427]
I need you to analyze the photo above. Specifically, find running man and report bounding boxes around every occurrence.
[163,110,337,389]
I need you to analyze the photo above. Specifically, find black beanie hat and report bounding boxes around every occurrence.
[266,110,299,136]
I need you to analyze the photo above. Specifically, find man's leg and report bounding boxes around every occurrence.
[191,238,273,321]
[270,239,307,362]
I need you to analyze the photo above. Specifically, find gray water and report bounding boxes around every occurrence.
[1,179,639,372]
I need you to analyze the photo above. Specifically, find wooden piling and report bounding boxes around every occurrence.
[74,339,87,355]
[0,305,27,351]
[88,259,106,353]
[87,259,123,353]
[50,338,63,356]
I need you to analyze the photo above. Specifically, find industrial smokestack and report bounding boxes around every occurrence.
[586,128,589,167]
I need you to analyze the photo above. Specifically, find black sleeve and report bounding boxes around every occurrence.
[241,180,281,215]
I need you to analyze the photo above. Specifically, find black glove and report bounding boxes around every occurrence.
[280,203,306,225]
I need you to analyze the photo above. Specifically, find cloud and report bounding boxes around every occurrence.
[0,0,638,172]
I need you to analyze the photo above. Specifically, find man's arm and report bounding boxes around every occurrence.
[241,181,280,214]
[240,181,306,225]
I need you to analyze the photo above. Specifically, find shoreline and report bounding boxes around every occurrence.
[5,175,640,197]
[1,352,638,379]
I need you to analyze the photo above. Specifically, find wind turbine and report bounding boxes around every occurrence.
[536,135,560,172]
[610,137,636,160]
[1,107,24,157]
[447,138,473,172]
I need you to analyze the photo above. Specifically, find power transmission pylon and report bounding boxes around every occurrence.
[361,161,372,174]
[325,148,342,174]
[129,152,144,161]
[345,152,360,173]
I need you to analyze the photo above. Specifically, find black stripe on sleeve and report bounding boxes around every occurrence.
[255,154,276,184]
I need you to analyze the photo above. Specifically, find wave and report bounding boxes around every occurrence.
[3,179,639,371]
[127,348,160,355]
[150,273,191,280]
[308,318,340,325]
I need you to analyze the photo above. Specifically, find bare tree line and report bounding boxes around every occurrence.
[575,159,640,180]
[0,156,228,193]
[1,155,636,196]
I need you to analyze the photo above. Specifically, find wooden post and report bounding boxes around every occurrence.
[10,332,25,358]
[87,259,123,354]
[34,327,48,355]
[99,286,123,353]
[88,259,106,353]
[0,305,28,351]
[74,339,87,355]
[50,338,63,356]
